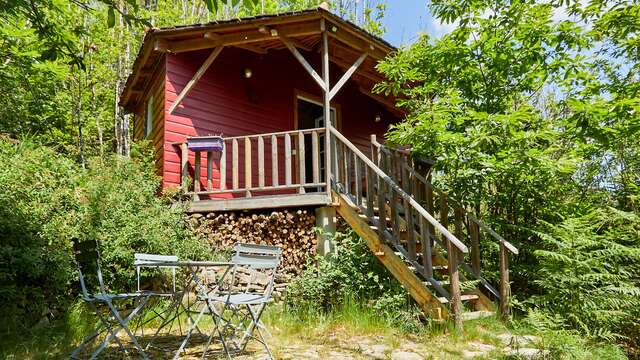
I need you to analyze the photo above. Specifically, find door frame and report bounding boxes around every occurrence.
[293,89,341,131]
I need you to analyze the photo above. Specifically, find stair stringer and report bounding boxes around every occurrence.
[333,191,448,320]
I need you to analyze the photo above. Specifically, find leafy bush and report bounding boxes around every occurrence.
[528,208,640,345]
[0,138,207,333]
[284,229,422,331]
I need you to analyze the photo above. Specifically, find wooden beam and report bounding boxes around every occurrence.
[329,52,367,100]
[165,22,321,53]
[189,193,331,212]
[233,44,268,54]
[281,34,326,91]
[325,20,388,59]
[168,46,224,114]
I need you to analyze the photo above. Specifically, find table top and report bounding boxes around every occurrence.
[135,260,234,268]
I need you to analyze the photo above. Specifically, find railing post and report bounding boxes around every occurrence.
[206,151,213,191]
[447,240,463,330]
[370,134,378,163]
[194,150,201,198]
[180,142,189,191]
[470,221,481,277]
[499,242,510,318]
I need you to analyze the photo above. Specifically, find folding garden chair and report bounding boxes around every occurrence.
[202,243,282,359]
[70,239,161,360]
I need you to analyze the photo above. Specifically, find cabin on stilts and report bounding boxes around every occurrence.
[120,6,518,327]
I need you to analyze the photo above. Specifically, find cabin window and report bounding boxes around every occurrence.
[144,95,153,138]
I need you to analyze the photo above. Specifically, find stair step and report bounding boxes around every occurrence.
[461,311,495,321]
[424,280,450,286]
[437,294,479,304]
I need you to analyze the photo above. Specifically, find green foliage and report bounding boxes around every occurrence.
[529,208,640,344]
[284,230,422,331]
[376,0,639,352]
[0,138,207,333]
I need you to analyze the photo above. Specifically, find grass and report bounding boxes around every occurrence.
[0,300,628,359]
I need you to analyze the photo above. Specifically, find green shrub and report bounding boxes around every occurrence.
[528,207,640,345]
[284,230,422,331]
[0,138,208,333]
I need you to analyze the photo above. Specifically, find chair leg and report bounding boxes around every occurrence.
[202,299,232,360]
[241,303,273,359]
[105,298,150,360]
[87,303,130,359]
[174,302,207,360]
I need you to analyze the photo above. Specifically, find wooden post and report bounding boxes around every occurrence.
[365,166,374,219]
[420,218,433,278]
[499,242,510,318]
[354,154,362,206]
[312,131,320,184]
[206,151,213,191]
[245,137,252,197]
[180,142,189,191]
[258,136,265,188]
[447,240,463,331]
[271,135,279,187]
[470,221,481,277]
[405,198,416,262]
[321,18,332,198]
[316,206,336,256]
[232,139,239,190]
[194,151,201,193]
[370,134,378,164]
[298,131,306,193]
[220,143,226,190]
[284,133,292,185]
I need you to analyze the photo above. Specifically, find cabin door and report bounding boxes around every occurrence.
[296,96,336,188]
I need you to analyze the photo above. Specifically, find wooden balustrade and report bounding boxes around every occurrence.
[177,128,327,199]
[370,135,518,318]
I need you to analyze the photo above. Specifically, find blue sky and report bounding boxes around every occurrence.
[380,0,455,47]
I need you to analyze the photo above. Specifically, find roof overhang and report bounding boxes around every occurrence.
[120,8,399,114]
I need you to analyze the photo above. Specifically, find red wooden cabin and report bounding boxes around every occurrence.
[120,7,519,322]
[120,7,401,213]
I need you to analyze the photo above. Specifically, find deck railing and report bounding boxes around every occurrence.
[370,135,518,316]
[177,127,327,199]
[329,125,470,323]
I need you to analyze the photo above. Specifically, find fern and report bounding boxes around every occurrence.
[527,207,640,344]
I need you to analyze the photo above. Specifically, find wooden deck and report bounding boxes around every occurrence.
[178,125,519,327]
[188,193,331,212]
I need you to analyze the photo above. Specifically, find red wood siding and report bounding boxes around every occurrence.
[133,57,166,176]
[163,47,398,191]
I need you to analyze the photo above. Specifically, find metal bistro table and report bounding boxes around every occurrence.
[139,260,236,359]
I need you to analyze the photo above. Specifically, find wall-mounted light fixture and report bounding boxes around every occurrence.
[244,68,253,79]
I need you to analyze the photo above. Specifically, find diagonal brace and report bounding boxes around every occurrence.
[169,46,224,114]
[280,35,326,91]
[329,53,368,101]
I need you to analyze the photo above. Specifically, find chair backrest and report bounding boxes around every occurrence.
[134,253,179,292]
[72,238,106,298]
[232,243,282,270]
[231,243,282,297]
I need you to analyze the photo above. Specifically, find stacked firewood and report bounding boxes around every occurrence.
[187,209,317,276]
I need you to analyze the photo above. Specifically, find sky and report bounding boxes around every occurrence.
[380,0,456,47]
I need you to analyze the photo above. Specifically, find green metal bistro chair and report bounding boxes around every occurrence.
[70,239,160,360]
[204,243,282,359]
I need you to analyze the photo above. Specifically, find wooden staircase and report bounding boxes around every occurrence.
[328,127,518,328]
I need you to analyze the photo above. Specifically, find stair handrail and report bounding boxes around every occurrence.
[370,137,518,255]
[329,125,468,254]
